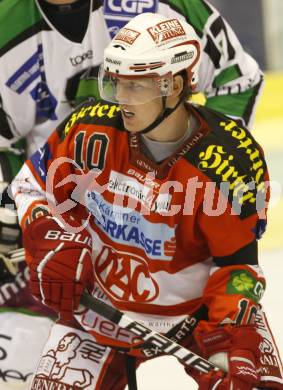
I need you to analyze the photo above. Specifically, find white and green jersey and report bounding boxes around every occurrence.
[0,0,263,157]
[0,0,110,156]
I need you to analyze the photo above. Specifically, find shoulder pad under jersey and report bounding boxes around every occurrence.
[183,105,268,219]
[57,98,124,140]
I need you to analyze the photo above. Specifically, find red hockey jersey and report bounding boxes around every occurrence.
[12,100,269,347]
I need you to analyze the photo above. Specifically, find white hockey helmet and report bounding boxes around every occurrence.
[99,12,201,105]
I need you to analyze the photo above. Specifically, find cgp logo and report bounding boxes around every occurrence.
[104,0,157,16]
[95,246,159,303]
[103,0,158,38]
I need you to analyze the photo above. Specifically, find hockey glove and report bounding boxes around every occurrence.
[23,215,94,320]
[191,325,262,390]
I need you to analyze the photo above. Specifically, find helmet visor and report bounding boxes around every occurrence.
[98,66,173,105]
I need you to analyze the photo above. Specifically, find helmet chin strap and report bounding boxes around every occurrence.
[132,87,190,135]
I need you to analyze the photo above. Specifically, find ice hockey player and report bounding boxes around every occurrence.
[0,2,265,386]
[0,1,266,388]
[12,10,283,390]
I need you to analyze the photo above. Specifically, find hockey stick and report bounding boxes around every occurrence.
[5,247,25,262]
[80,291,220,374]
[1,250,218,373]
[0,247,25,275]
[80,293,267,390]
[3,251,264,388]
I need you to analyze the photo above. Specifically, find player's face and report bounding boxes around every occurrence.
[116,78,164,132]
[119,96,163,133]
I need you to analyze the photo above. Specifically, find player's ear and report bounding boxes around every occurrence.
[172,75,184,98]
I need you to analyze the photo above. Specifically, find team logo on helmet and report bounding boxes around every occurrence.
[114,28,140,45]
[147,19,186,45]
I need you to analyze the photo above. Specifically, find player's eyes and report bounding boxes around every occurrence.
[129,82,144,90]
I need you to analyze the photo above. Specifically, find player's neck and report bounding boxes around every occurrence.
[144,103,189,143]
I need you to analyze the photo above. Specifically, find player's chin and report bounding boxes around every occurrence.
[124,126,139,133]
[123,119,143,133]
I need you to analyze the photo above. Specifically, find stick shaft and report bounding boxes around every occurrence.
[81,292,219,374]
